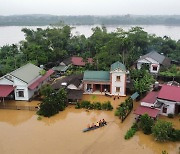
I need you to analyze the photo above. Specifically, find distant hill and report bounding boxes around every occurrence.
[1,14,180,26]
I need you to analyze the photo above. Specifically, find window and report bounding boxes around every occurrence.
[162,106,167,113]
[17,91,24,97]
[116,76,120,81]
[152,66,158,71]
[116,87,120,93]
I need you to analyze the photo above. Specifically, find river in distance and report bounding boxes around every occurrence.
[0,25,180,47]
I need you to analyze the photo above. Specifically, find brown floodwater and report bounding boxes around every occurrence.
[0,94,179,154]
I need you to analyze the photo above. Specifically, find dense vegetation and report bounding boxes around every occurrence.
[1,15,180,26]
[115,97,133,122]
[125,114,180,142]
[152,120,180,142]
[130,69,155,96]
[75,100,113,111]
[37,85,67,117]
[0,25,180,77]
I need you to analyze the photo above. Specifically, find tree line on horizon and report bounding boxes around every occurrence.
[0,25,179,77]
[1,15,180,26]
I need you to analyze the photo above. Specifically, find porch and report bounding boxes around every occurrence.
[83,82,111,94]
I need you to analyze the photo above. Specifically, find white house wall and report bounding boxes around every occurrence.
[12,76,29,100]
[15,86,29,101]
[150,64,160,73]
[157,98,176,116]
[111,70,126,96]
[141,102,155,108]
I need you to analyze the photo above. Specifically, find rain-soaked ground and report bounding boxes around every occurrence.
[0,94,179,154]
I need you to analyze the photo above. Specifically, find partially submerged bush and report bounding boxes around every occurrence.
[75,100,113,111]
[167,113,174,118]
[124,123,138,140]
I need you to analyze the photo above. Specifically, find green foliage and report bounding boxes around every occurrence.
[124,123,138,140]
[139,114,154,134]
[169,129,180,141]
[162,150,168,154]
[115,97,133,122]
[130,69,155,96]
[37,86,67,117]
[1,25,180,79]
[75,100,113,111]
[160,65,180,77]
[37,116,42,120]
[167,113,174,118]
[152,120,173,142]
[39,69,46,76]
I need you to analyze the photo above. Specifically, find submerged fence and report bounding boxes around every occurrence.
[0,105,38,111]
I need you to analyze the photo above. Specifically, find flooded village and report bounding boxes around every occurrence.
[0,96,179,154]
[0,53,179,154]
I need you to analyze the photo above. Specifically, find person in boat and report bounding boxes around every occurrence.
[91,123,95,128]
[96,121,99,127]
[99,120,102,126]
[102,119,107,125]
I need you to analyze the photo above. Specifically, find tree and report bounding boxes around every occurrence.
[131,69,155,96]
[37,85,67,117]
[139,114,154,134]
[152,120,173,142]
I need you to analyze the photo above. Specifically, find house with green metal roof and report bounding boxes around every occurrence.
[0,63,54,101]
[83,61,127,96]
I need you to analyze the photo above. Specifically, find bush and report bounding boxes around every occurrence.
[114,109,120,116]
[167,113,174,118]
[106,101,113,110]
[152,120,173,142]
[124,128,136,140]
[94,102,102,110]
[124,123,139,140]
[75,100,113,111]
[169,129,180,141]
[37,116,42,120]
[75,102,81,109]
[131,122,139,131]
[81,101,91,109]
[139,114,154,134]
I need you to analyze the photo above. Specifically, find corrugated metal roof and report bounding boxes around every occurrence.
[134,106,160,118]
[110,61,126,71]
[28,69,54,90]
[10,63,42,84]
[52,65,69,72]
[130,92,139,100]
[158,84,180,102]
[141,91,159,104]
[139,51,166,64]
[71,56,93,66]
[83,71,110,82]
[0,85,14,97]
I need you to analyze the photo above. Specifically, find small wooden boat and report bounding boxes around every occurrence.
[82,123,107,132]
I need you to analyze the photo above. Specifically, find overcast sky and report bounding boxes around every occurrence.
[0,0,180,16]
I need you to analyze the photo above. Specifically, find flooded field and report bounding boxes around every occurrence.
[0,94,179,154]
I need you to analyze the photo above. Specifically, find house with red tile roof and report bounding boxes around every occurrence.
[0,63,54,101]
[134,84,180,118]
[60,56,93,67]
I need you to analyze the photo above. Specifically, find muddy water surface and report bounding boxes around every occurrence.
[0,95,179,154]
